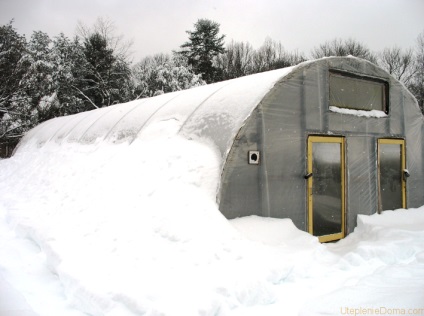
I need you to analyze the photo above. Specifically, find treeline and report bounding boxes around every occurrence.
[1,18,423,156]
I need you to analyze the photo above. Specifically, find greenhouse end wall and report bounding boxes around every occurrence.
[219,58,424,236]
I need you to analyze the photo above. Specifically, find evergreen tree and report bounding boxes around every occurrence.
[0,19,134,156]
[80,32,132,108]
[0,30,53,150]
[0,21,28,150]
[19,31,54,120]
[82,32,116,107]
[76,17,133,108]
[179,19,225,83]
[48,34,86,116]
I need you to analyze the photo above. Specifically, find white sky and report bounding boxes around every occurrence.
[1,0,423,62]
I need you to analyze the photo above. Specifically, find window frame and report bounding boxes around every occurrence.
[329,69,390,114]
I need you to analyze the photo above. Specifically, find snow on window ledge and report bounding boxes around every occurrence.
[329,106,388,118]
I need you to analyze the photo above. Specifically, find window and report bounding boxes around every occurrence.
[329,70,389,113]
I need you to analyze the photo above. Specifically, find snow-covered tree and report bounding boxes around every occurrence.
[0,19,134,155]
[82,32,117,107]
[1,29,86,153]
[0,31,54,149]
[132,53,205,98]
[0,21,28,153]
[77,32,132,108]
[76,17,133,108]
[48,34,87,115]
[0,21,27,121]
[178,19,226,83]
[19,31,54,118]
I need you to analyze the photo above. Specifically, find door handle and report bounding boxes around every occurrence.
[403,169,410,179]
[304,173,313,179]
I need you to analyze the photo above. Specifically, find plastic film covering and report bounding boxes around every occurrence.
[16,68,290,157]
[179,68,293,158]
[219,57,424,234]
[15,57,424,236]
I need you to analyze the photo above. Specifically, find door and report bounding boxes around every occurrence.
[307,136,345,242]
[377,139,406,212]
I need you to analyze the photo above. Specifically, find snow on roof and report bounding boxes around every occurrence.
[2,57,424,316]
[16,66,295,159]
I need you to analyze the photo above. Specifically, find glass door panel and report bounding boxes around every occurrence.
[378,139,406,212]
[307,136,345,242]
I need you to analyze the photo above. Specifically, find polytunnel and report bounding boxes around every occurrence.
[15,56,424,242]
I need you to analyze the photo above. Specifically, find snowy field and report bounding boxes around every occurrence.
[1,132,424,316]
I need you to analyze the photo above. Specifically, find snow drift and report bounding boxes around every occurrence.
[0,58,423,315]
[1,130,424,315]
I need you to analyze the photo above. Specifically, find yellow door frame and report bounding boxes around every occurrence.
[307,136,346,243]
[377,138,407,211]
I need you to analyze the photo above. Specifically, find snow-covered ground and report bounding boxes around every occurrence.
[1,132,424,316]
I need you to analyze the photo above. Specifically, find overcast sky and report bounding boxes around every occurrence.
[1,0,423,62]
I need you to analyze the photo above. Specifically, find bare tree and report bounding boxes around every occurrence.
[214,40,254,79]
[409,30,424,113]
[252,38,306,73]
[214,37,306,80]
[252,38,280,72]
[76,17,133,61]
[311,38,377,63]
[377,46,416,85]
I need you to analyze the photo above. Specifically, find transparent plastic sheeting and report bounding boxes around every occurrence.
[218,57,424,234]
[16,57,424,235]
[18,67,293,161]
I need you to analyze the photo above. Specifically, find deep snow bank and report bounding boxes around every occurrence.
[1,133,320,315]
[1,131,424,315]
[299,208,424,316]
[0,134,237,315]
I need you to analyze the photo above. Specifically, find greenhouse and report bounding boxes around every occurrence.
[15,56,424,242]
